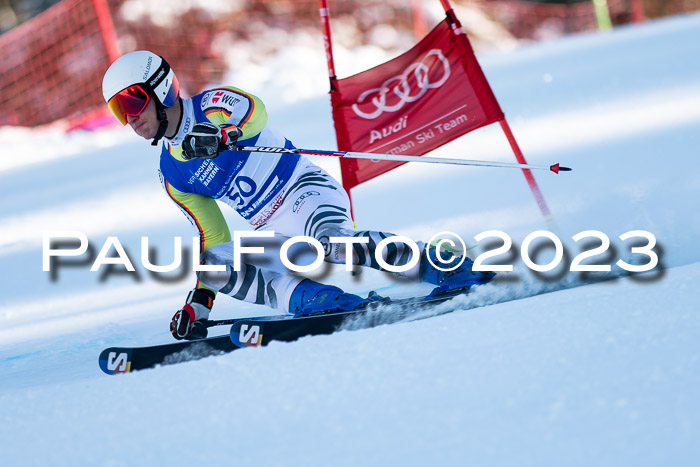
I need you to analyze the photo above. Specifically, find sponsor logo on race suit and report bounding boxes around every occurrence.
[292,191,320,213]
[249,191,285,227]
[201,90,242,110]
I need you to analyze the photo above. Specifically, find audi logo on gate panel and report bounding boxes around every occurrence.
[351,49,451,120]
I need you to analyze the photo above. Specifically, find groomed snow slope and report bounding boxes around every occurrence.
[1,12,699,467]
[2,263,699,467]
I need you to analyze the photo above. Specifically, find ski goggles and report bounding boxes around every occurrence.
[107,85,150,125]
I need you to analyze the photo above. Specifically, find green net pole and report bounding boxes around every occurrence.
[592,0,613,30]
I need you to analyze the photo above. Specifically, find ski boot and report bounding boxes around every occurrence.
[289,279,368,317]
[420,246,495,297]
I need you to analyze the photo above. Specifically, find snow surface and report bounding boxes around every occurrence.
[2,12,700,467]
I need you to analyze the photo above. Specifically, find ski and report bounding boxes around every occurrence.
[98,287,473,375]
[229,288,471,347]
[99,335,235,375]
[98,314,287,375]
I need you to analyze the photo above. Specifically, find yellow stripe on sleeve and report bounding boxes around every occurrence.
[164,182,232,291]
[164,182,231,252]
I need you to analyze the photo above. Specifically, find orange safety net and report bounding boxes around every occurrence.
[0,0,415,128]
[1,0,699,128]
[0,0,110,126]
[479,0,700,39]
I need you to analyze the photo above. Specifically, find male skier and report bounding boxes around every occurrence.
[102,51,492,340]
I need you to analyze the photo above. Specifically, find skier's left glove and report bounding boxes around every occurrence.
[170,288,215,340]
[182,122,242,160]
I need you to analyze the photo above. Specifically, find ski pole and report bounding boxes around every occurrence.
[233,145,572,174]
[203,315,290,329]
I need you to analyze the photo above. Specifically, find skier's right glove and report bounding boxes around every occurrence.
[170,288,215,340]
[182,122,242,160]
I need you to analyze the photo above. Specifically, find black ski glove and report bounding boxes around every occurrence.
[182,122,242,160]
[170,288,215,340]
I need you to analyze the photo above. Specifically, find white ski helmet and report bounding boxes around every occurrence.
[102,51,180,144]
[102,50,179,110]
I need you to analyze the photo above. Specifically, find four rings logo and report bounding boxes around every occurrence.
[352,49,451,120]
[293,191,320,213]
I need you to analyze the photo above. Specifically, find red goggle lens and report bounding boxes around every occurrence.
[107,85,150,125]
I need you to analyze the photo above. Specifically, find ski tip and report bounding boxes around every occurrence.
[98,348,133,375]
[550,163,572,174]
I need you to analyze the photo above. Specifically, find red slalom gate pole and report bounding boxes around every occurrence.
[91,0,120,62]
[630,0,645,23]
[499,119,554,223]
[318,0,337,83]
[318,0,357,222]
[440,0,556,226]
